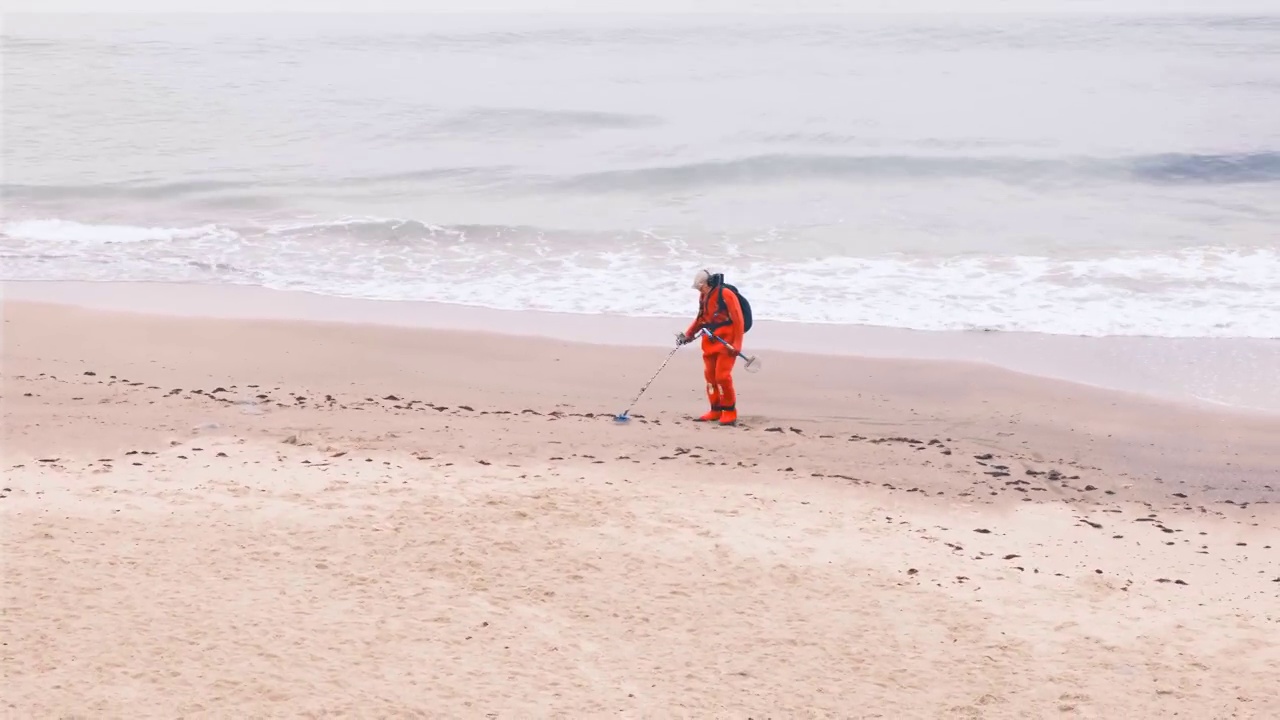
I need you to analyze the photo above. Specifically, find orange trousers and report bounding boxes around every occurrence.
[702,350,737,411]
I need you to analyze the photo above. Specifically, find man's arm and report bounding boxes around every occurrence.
[722,288,745,351]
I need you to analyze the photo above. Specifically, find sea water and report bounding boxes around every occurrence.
[3,11,1279,338]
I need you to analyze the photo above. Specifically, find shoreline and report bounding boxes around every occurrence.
[4,279,1279,416]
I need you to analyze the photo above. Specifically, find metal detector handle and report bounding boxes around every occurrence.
[701,329,761,375]
[701,328,746,358]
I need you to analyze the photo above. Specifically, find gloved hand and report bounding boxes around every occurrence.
[675,332,691,346]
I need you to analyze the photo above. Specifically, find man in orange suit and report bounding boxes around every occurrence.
[677,269,745,425]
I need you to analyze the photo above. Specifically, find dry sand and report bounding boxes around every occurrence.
[2,294,1278,718]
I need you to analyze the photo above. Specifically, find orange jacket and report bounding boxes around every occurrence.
[686,284,745,353]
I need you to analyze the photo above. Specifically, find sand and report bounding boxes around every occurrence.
[2,290,1278,718]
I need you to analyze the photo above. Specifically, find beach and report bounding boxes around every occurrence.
[3,284,1277,718]
[5,8,1279,717]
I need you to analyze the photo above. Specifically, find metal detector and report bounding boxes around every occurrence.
[613,330,762,423]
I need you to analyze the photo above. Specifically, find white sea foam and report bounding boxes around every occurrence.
[3,218,1277,339]
[0,219,234,245]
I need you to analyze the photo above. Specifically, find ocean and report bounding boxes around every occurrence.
[3,11,1279,338]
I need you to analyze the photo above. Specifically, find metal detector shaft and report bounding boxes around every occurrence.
[614,344,681,421]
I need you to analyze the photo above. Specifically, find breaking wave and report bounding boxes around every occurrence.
[3,217,1278,339]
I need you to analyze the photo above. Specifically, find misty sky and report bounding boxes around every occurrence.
[7,0,1280,13]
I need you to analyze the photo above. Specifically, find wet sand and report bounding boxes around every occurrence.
[7,279,1280,414]
[2,290,1278,717]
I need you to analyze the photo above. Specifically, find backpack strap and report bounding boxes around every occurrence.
[705,287,733,331]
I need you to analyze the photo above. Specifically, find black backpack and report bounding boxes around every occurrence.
[717,283,753,333]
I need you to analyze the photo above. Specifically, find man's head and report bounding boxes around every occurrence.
[692,269,723,291]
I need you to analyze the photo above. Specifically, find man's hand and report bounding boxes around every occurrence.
[675,332,691,346]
